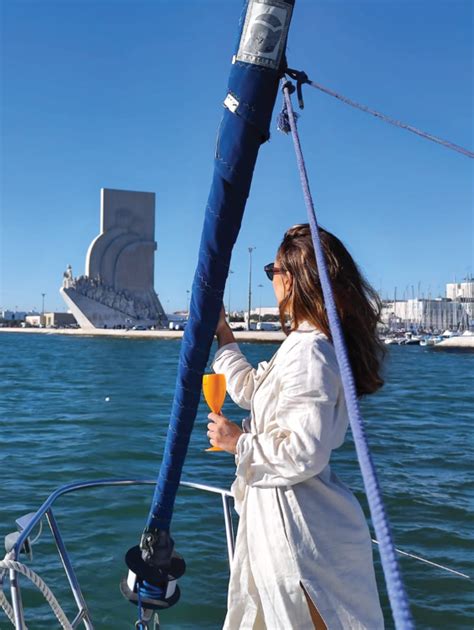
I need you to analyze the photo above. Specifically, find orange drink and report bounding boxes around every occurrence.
[202,373,226,452]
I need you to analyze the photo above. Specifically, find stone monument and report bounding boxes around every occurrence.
[60,188,167,329]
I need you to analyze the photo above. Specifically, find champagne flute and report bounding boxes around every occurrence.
[202,373,226,452]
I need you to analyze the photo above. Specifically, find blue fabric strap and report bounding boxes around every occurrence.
[282,83,414,630]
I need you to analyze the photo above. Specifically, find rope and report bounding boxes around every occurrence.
[136,584,143,629]
[372,540,472,580]
[0,556,73,629]
[281,82,415,630]
[0,583,17,626]
[285,68,474,158]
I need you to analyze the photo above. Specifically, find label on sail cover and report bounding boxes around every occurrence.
[236,0,293,70]
[224,93,240,113]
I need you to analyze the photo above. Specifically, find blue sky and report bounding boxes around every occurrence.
[1,0,472,313]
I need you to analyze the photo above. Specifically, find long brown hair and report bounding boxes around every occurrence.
[277,224,385,396]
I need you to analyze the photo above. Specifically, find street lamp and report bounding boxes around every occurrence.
[41,293,46,326]
[227,270,234,322]
[258,284,263,322]
[186,290,190,319]
[247,247,255,331]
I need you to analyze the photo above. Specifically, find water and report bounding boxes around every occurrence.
[0,333,472,629]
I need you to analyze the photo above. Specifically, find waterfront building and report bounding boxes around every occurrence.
[0,310,27,322]
[446,279,474,322]
[250,306,280,318]
[43,312,77,327]
[23,312,76,327]
[381,297,470,331]
[25,314,42,326]
[381,279,473,332]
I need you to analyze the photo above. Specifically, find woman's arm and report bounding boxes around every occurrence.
[212,307,259,409]
[216,310,236,348]
[234,339,342,487]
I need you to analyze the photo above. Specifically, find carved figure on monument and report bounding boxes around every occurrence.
[95,285,105,302]
[63,265,74,288]
[60,188,168,329]
[103,289,114,308]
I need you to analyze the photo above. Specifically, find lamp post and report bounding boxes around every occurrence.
[258,283,263,323]
[227,269,234,322]
[247,247,255,331]
[186,290,190,320]
[41,293,46,326]
[393,287,397,332]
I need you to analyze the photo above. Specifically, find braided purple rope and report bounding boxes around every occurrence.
[282,84,415,629]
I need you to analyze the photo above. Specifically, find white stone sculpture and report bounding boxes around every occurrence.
[60,188,167,329]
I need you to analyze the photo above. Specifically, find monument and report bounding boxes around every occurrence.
[60,188,167,329]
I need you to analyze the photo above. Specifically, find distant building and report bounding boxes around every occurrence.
[446,279,474,300]
[43,312,77,327]
[381,278,473,331]
[25,312,77,327]
[1,310,27,321]
[250,306,279,318]
[25,314,42,327]
[446,279,474,323]
[381,298,470,331]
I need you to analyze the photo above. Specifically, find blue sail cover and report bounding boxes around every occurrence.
[144,0,295,540]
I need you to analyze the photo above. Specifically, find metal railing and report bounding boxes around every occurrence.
[5,478,235,630]
[3,477,470,629]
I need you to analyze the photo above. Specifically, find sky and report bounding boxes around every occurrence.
[1,0,472,314]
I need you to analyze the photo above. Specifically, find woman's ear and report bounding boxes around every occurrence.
[283,272,293,296]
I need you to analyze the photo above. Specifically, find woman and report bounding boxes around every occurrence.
[207,224,385,630]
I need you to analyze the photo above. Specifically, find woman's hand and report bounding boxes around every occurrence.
[207,413,243,453]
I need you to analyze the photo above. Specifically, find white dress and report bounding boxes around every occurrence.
[212,322,385,630]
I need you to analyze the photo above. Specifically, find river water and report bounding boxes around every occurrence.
[0,333,472,629]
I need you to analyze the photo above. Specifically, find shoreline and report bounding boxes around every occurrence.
[0,326,286,343]
[2,327,473,349]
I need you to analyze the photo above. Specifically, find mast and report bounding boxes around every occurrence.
[123,0,296,613]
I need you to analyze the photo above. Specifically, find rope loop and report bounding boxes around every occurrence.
[281,79,296,95]
[286,67,309,108]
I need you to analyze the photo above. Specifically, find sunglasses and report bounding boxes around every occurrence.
[264,262,285,281]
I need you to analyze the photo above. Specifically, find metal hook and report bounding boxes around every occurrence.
[135,609,160,630]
